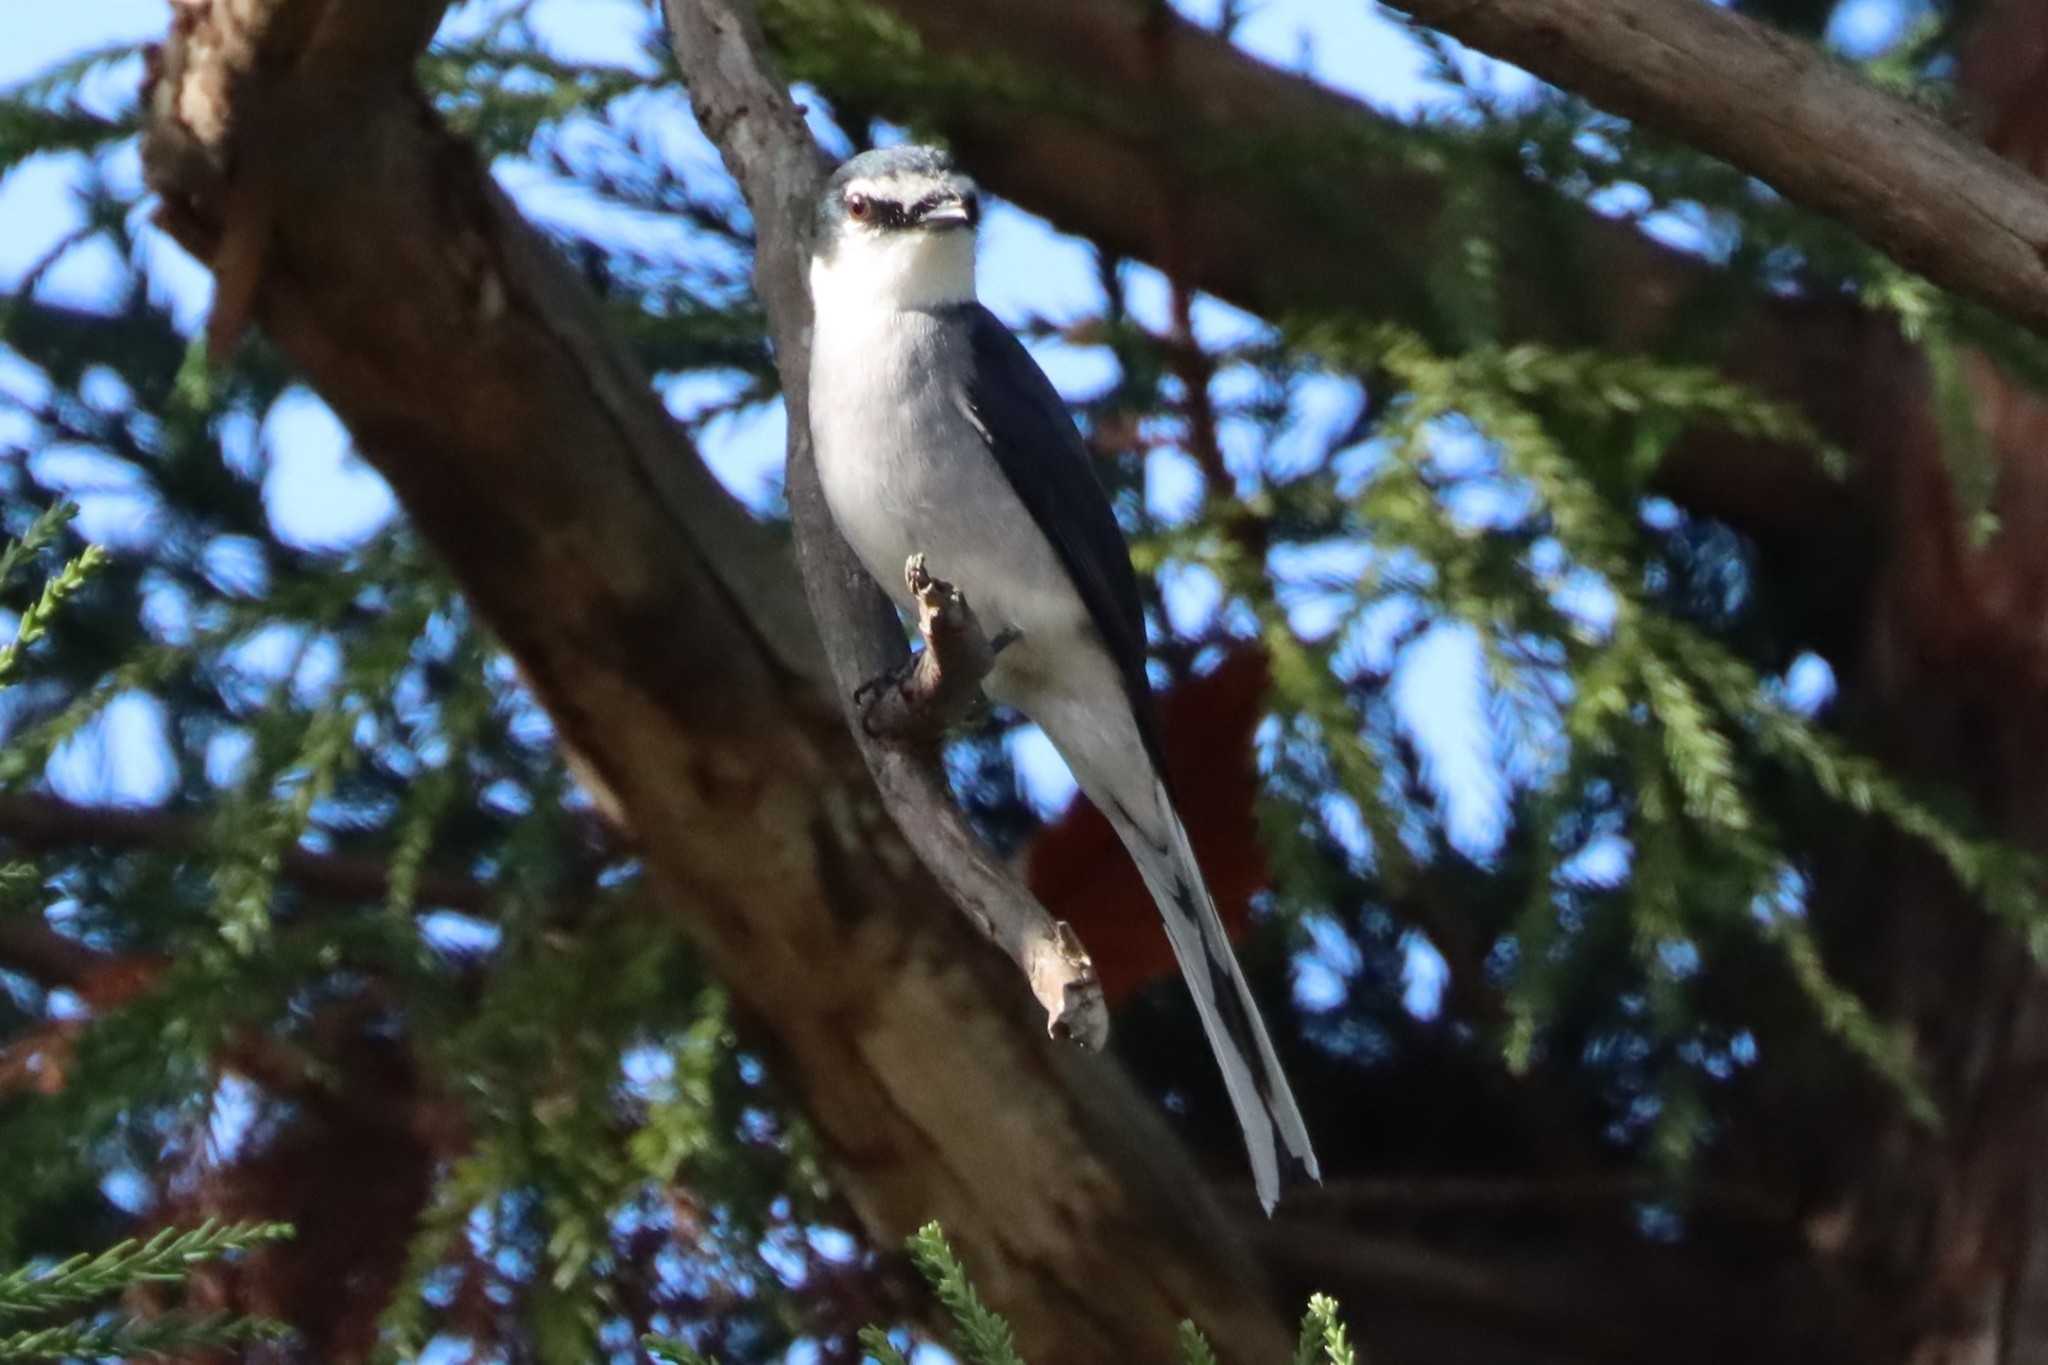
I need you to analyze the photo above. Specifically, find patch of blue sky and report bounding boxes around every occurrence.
[1550,566,1620,641]
[673,389,791,516]
[99,1165,152,1215]
[976,202,1108,326]
[1828,0,1932,56]
[1235,374,1367,485]
[1004,724,1076,816]
[513,0,660,69]
[0,2,163,86]
[1561,830,1633,889]
[0,346,52,448]
[0,0,1670,1031]
[1392,622,1509,855]
[216,620,310,689]
[1775,650,1839,716]
[259,388,399,549]
[1335,592,1426,678]
[198,534,268,597]
[1171,0,1441,112]
[1750,863,1812,923]
[1157,558,1224,639]
[205,1073,263,1160]
[620,1040,676,1102]
[47,689,175,804]
[1293,952,1346,1013]
[203,726,253,788]
[1267,538,1376,643]
[0,154,88,279]
[1656,937,1702,980]
[1295,908,1366,1012]
[1315,788,1375,872]
[1144,444,1207,527]
[27,438,158,547]
[497,151,712,265]
[1399,928,1450,1018]
[135,221,215,334]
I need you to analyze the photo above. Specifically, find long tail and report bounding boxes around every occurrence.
[1101,776,1321,1213]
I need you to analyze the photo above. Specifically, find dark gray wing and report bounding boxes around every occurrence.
[944,302,1166,772]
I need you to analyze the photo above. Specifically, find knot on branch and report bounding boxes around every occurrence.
[856,554,1003,741]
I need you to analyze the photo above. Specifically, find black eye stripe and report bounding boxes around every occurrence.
[847,192,978,229]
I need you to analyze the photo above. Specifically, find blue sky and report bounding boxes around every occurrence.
[0,0,1887,1028]
[0,0,1494,827]
[0,0,1913,1358]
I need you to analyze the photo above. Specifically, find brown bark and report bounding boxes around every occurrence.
[824,1,2048,1359]
[118,0,2048,1358]
[846,0,1878,632]
[1392,0,2048,334]
[139,3,1287,1362]
[1784,7,2048,1360]
[664,0,1106,1049]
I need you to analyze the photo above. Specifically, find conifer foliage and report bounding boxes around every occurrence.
[3,0,2048,1359]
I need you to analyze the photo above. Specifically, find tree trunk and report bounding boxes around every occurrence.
[139,4,1291,1360]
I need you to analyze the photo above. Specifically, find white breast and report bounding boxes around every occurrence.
[806,301,1092,681]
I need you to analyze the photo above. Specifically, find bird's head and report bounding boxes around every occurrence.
[810,145,981,315]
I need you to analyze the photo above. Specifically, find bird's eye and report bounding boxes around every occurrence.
[845,193,871,221]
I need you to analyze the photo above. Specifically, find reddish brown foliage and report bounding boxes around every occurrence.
[1025,649,1270,1005]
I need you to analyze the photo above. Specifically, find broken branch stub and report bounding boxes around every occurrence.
[851,553,1108,1047]
[857,553,1000,741]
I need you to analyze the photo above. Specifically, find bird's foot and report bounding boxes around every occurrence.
[853,654,918,710]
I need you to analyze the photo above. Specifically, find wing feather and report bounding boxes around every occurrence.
[945,303,1165,770]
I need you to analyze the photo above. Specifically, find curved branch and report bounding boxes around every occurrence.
[663,0,1106,1048]
[1394,0,2048,335]
[835,0,1884,583]
[140,2,1283,1358]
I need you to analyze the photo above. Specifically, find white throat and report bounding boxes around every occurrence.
[810,229,977,323]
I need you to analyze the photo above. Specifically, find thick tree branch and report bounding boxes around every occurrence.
[841,0,1880,590]
[0,916,111,994]
[0,793,493,914]
[1395,0,2048,336]
[662,0,1108,1050]
[140,3,1284,1359]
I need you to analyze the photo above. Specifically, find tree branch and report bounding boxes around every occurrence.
[836,0,1882,592]
[140,3,1285,1358]
[662,0,1107,1050]
[854,556,1003,743]
[0,793,493,915]
[1394,0,2048,335]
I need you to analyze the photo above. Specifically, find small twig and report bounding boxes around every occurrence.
[857,554,1000,740]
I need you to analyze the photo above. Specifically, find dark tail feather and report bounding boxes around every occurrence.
[1107,780,1320,1213]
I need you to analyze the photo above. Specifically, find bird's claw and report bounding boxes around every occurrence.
[853,657,915,710]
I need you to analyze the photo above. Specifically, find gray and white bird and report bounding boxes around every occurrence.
[806,145,1320,1210]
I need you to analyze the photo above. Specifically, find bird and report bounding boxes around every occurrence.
[805,143,1320,1211]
